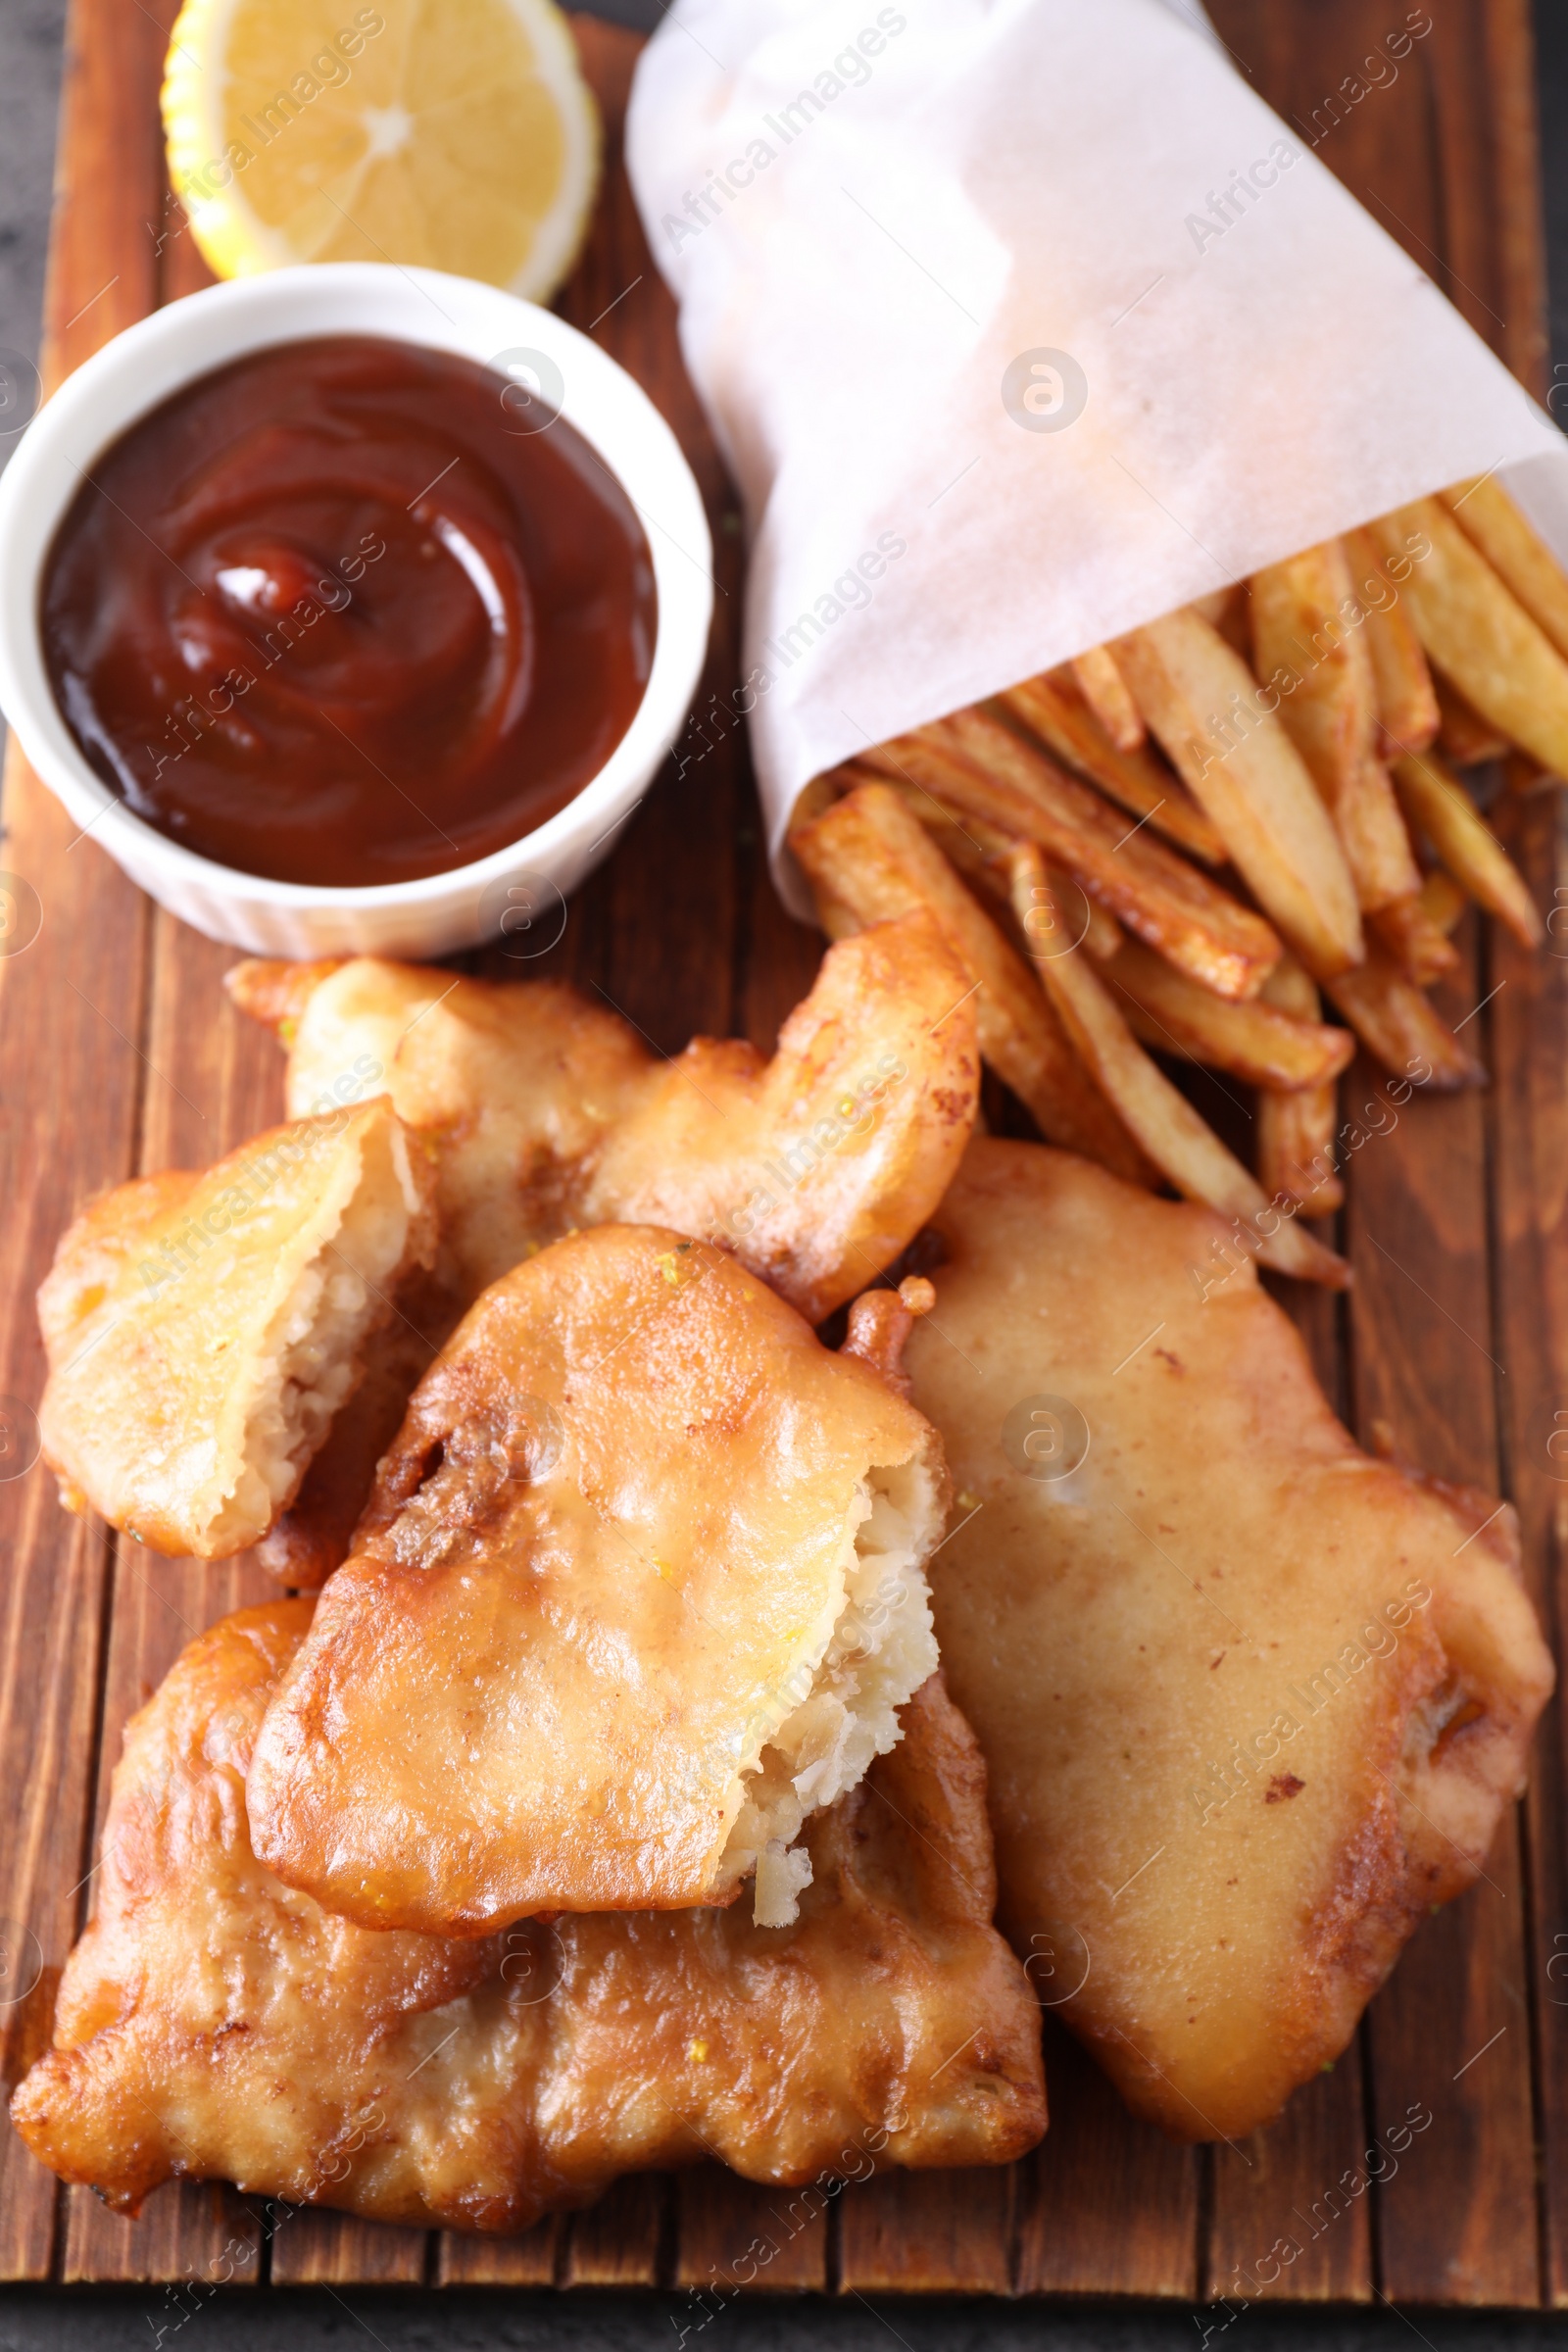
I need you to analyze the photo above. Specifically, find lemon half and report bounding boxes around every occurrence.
[163,0,600,300]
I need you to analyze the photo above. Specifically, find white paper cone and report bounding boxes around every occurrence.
[624,0,1568,909]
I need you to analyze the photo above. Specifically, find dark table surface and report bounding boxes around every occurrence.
[4,2,1568,2345]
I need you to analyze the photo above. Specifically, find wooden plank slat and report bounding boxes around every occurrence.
[1489,785,1568,2307]
[1481,0,1550,395]
[838,2171,1011,2296]
[554,18,741,1063]
[561,2176,665,2287]
[1206,2066,1373,2305]
[62,2182,262,2292]
[270,2212,427,2287]
[673,2169,827,2293]
[437,2220,558,2287]
[1014,2020,1199,2298]
[1357,0,1543,2305]
[0,0,175,2276]
[1418,0,1549,407]
[740,848,829,1057]
[1457,1,1559,2307]
[582,645,739,1056]
[1363,1838,1535,2310]
[1344,966,1538,2308]
[1204,0,1547,2312]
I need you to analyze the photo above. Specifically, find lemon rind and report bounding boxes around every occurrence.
[160,0,601,303]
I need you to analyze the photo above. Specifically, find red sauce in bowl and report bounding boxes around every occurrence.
[41,334,658,886]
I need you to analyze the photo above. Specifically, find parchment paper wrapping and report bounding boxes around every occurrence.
[623,0,1568,909]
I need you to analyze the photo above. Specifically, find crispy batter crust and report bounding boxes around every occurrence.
[226,911,980,1324]
[11,1606,1045,2228]
[37,1102,434,1559]
[248,1225,949,1931]
[906,1138,1553,2140]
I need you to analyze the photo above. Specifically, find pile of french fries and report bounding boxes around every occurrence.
[790,480,1568,1290]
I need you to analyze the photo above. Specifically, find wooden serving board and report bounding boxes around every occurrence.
[0,0,1564,2310]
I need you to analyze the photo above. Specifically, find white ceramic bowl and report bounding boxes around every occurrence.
[0,264,712,957]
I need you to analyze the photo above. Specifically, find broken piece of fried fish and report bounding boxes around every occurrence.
[904,1138,1553,2141]
[226,910,979,1322]
[248,1226,949,1933]
[37,1100,433,1559]
[12,1602,1045,2228]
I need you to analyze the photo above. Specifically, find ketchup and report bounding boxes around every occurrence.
[41,335,658,886]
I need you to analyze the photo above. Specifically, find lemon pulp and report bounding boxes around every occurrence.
[163,0,599,299]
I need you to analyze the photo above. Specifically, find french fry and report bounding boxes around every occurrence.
[1071,645,1145,752]
[1322,949,1485,1090]
[938,706,1282,996]
[992,852,1123,965]
[1103,936,1354,1090]
[1368,893,1462,986]
[1189,585,1251,657]
[1419,867,1468,935]
[788,773,842,835]
[840,755,1020,895]
[854,760,1034,929]
[1112,608,1365,976]
[1249,539,1421,912]
[1433,670,1508,768]
[1249,544,1364,781]
[1346,527,1440,757]
[870,772,1126,961]
[1441,475,1568,665]
[1256,957,1343,1215]
[1257,1090,1344,1217]
[811,889,858,944]
[862,710,1280,1002]
[1368,497,1568,777]
[1077,888,1125,963]
[887,798,1009,909]
[1260,953,1323,1023]
[841,762,1016,893]
[1392,748,1544,950]
[1007,848,1348,1288]
[1188,590,1230,625]
[1001,669,1225,864]
[790,782,1153,1184]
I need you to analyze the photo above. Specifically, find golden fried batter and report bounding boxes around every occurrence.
[37,1102,434,1560]
[905,1139,1553,2141]
[12,1604,1046,2229]
[249,1227,949,1934]
[225,912,980,1322]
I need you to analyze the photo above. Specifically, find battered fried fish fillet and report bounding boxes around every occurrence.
[37,1101,434,1560]
[249,1227,949,1934]
[905,1139,1553,2142]
[12,1604,1045,2228]
[225,911,979,1322]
